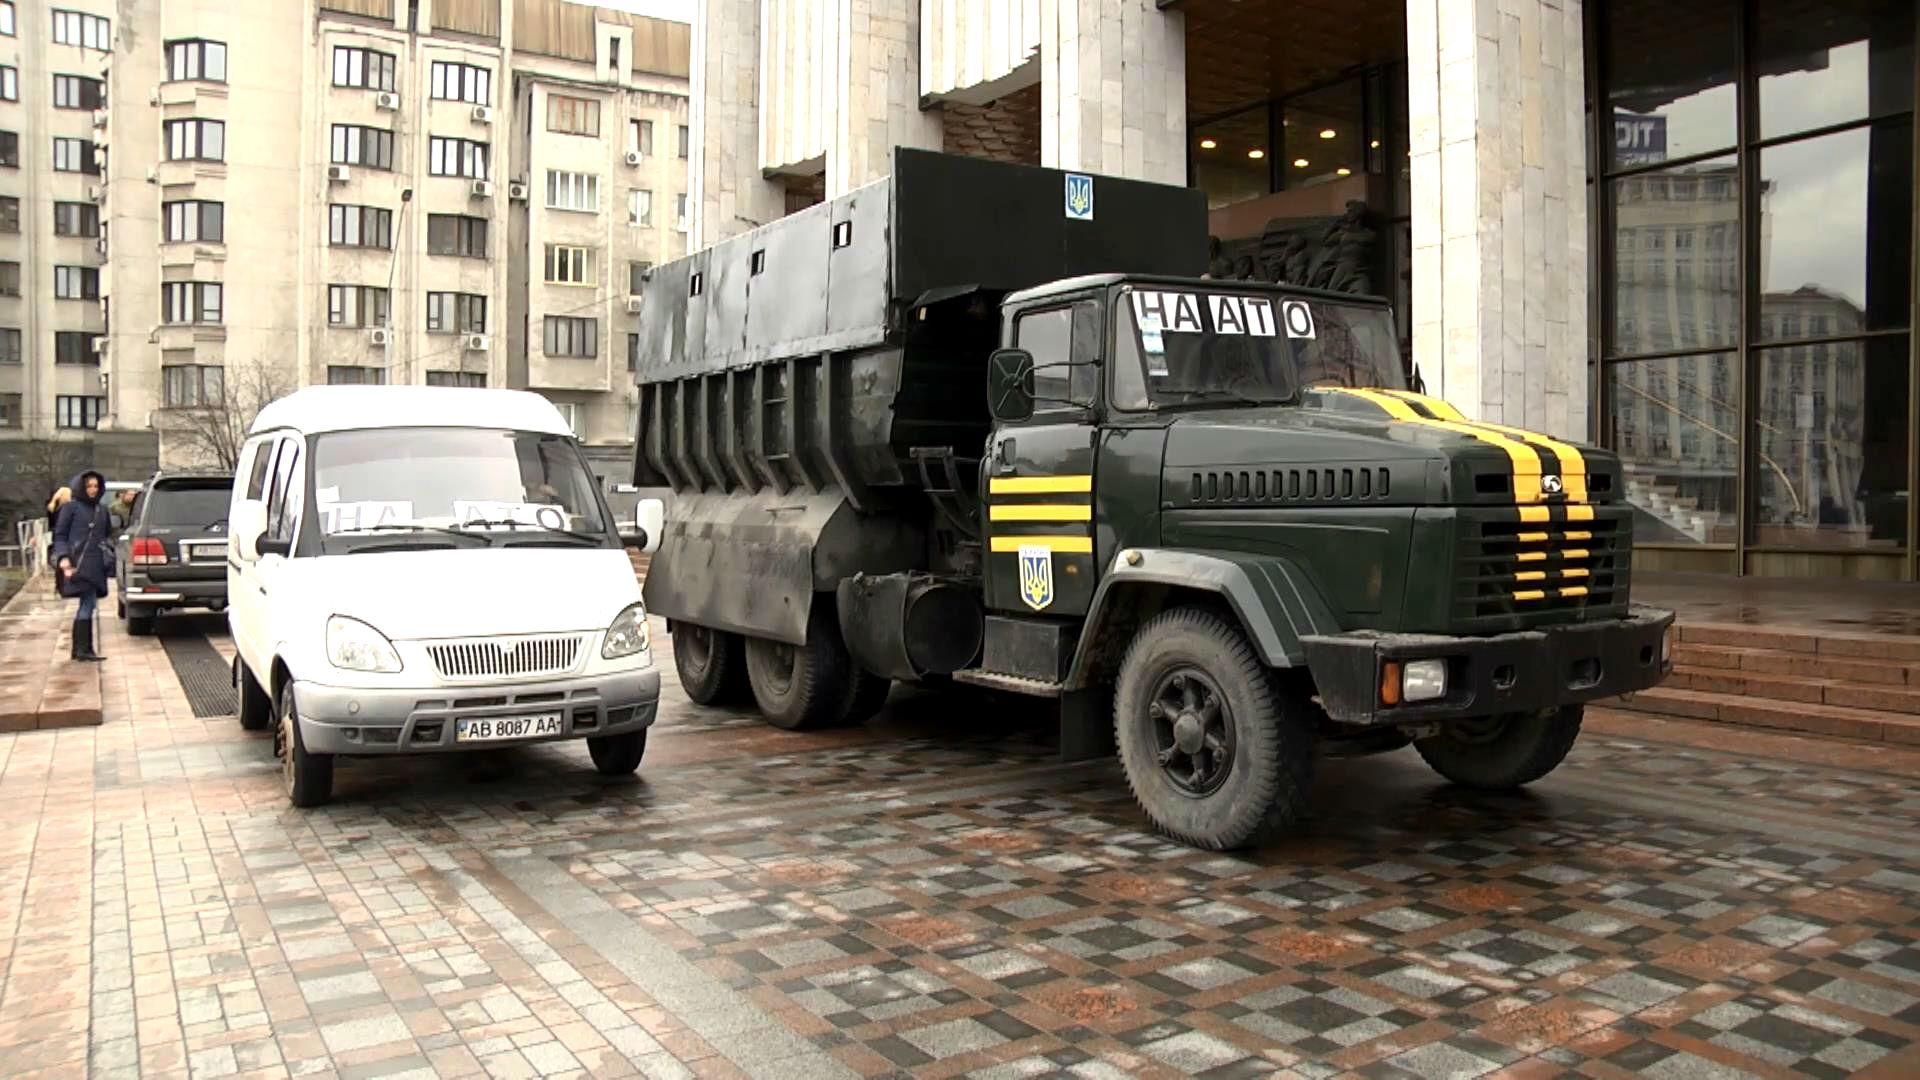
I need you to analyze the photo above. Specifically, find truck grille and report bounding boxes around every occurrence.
[427,636,584,680]
[1452,505,1631,631]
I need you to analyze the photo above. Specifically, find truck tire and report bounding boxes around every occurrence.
[236,658,272,731]
[276,683,334,809]
[588,730,648,775]
[673,623,749,705]
[743,608,852,731]
[838,668,892,726]
[1414,705,1584,789]
[1113,608,1311,850]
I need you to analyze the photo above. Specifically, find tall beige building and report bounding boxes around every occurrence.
[0,0,689,500]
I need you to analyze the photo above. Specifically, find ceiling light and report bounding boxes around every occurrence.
[1337,167,1352,176]
[1319,128,1336,139]
[1370,139,1381,149]
[1293,158,1310,168]
[1247,149,1265,159]
[1199,138,1217,150]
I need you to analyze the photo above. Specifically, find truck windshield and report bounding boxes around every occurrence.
[1112,287,1406,410]
[311,427,609,551]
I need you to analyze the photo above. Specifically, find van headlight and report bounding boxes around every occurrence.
[326,615,402,673]
[602,603,650,659]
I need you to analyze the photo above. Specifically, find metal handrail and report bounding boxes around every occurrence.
[1615,380,1803,516]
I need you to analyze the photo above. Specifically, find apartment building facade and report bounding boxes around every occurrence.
[0,0,689,509]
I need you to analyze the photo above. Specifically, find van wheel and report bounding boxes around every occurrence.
[236,659,272,731]
[1113,608,1312,850]
[276,683,334,808]
[588,730,648,775]
[838,668,892,726]
[673,624,750,705]
[1415,706,1584,789]
[744,608,851,731]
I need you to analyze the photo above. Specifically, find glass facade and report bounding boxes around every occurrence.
[1594,0,1916,574]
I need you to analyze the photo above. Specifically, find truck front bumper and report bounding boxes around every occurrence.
[291,667,660,755]
[1300,604,1674,725]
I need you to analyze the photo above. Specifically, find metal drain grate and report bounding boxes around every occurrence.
[161,632,237,718]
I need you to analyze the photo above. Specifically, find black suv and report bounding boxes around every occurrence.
[115,471,234,635]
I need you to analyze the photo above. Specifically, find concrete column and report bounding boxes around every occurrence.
[1038,0,1185,185]
[690,0,784,246]
[1406,0,1589,439]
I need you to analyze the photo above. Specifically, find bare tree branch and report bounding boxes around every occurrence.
[164,362,293,473]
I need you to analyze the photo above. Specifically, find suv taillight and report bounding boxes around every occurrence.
[131,537,167,566]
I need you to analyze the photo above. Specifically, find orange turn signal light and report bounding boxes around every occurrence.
[1379,661,1402,707]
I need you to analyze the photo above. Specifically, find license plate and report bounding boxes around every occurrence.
[456,713,564,743]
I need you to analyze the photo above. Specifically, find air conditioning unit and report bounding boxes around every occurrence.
[374,91,400,111]
[507,180,529,202]
[624,296,644,315]
[94,238,108,256]
[145,166,158,184]
[469,179,494,199]
[89,184,106,204]
[464,334,489,352]
[147,86,159,106]
[92,336,110,355]
[623,150,643,167]
[367,327,391,347]
[471,105,493,124]
[328,164,351,183]
[92,108,108,129]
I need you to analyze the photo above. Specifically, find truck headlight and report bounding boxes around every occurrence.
[326,615,402,673]
[602,603,650,659]
[1402,659,1448,703]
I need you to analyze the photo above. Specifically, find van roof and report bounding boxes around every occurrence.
[249,386,573,437]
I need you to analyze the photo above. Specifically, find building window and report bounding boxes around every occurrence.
[627,332,641,372]
[53,137,100,174]
[161,282,223,324]
[0,2,13,37]
[426,292,487,333]
[546,94,601,136]
[628,260,650,294]
[57,395,106,429]
[55,331,95,364]
[327,285,388,328]
[628,189,652,227]
[675,193,688,232]
[0,131,15,166]
[52,201,99,237]
[544,245,595,285]
[54,266,100,300]
[0,261,17,295]
[543,316,597,358]
[52,74,104,110]
[166,39,227,82]
[426,371,485,388]
[0,393,20,429]
[332,45,396,92]
[330,125,395,170]
[163,364,224,407]
[426,213,487,257]
[165,119,225,162]
[163,200,224,243]
[0,66,15,101]
[0,195,15,233]
[429,61,490,104]
[545,170,599,212]
[328,203,393,248]
[677,124,689,158]
[428,136,489,179]
[327,365,386,385]
[629,119,653,156]
[51,10,109,50]
[0,327,18,364]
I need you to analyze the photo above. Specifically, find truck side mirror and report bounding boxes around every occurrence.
[988,348,1035,423]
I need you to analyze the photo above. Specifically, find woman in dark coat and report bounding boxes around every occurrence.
[52,470,114,663]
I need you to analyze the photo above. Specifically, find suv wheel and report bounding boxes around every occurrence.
[126,606,156,637]
[276,683,334,808]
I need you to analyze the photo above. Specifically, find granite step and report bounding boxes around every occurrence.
[1612,686,1920,746]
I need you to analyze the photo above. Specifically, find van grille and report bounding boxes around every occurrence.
[427,636,584,680]
[1452,506,1632,631]
[1189,466,1391,504]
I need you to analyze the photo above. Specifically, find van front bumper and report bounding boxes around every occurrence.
[291,666,660,755]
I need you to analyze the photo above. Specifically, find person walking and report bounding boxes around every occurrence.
[51,470,115,663]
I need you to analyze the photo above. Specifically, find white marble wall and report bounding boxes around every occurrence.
[920,0,1043,102]
[691,0,785,246]
[1039,0,1185,184]
[1407,0,1589,440]
[833,0,945,195]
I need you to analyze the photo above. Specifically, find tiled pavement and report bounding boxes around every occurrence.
[2,613,1920,1079]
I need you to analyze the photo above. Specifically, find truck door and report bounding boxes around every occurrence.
[984,299,1102,618]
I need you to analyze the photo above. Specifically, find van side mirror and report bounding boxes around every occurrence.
[634,497,664,554]
[988,348,1035,423]
[231,501,268,561]
[257,537,293,558]
[619,527,649,550]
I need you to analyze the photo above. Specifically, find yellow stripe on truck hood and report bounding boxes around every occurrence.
[1323,387,1553,504]
[1381,390,1590,503]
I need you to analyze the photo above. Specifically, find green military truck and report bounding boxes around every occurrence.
[631,149,1672,850]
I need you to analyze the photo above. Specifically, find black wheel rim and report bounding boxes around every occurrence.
[1447,714,1513,745]
[681,625,713,672]
[1148,667,1236,797]
[762,642,797,695]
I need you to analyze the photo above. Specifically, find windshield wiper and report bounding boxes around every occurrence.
[333,523,493,546]
[453,518,606,546]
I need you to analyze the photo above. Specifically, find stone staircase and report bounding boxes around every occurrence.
[1613,621,1920,747]
[1622,466,1735,545]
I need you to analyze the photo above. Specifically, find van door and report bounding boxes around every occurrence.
[251,436,304,664]
[228,436,278,671]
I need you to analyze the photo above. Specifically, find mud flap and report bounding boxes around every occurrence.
[1059,687,1115,763]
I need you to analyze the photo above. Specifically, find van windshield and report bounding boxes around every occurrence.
[311,428,609,550]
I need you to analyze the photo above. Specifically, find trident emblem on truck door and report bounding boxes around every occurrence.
[1018,545,1056,610]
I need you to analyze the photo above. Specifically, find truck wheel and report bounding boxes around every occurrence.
[837,668,892,726]
[1415,705,1584,789]
[588,730,648,775]
[743,609,852,731]
[276,683,334,809]
[673,623,749,705]
[1113,608,1311,850]
[236,658,272,731]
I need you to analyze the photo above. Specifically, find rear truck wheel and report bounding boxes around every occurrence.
[673,623,750,705]
[1414,705,1584,789]
[126,607,155,636]
[837,667,892,726]
[743,607,853,731]
[236,658,272,731]
[275,683,334,808]
[1113,608,1312,850]
[587,730,648,775]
